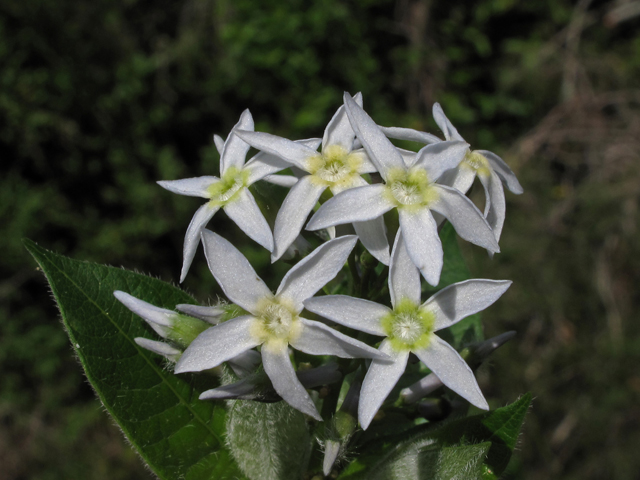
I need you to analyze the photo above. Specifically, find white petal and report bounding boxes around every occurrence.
[114,291,175,331]
[234,130,318,171]
[221,109,254,173]
[213,134,225,155]
[358,340,409,430]
[291,318,386,359]
[477,150,523,194]
[398,208,443,287]
[174,315,259,373]
[245,138,320,185]
[438,167,476,195]
[262,344,322,421]
[413,141,469,181]
[228,349,262,377]
[430,185,500,253]
[478,170,506,243]
[413,335,488,410]
[422,279,512,331]
[200,229,272,313]
[322,93,362,151]
[134,338,181,361]
[379,125,442,145]
[323,440,341,476]
[352,148,378,174]
[200,378,256,401]
[343,92,405,179]
[180,202,220,283]
[303,295,388,336]
[399,373,443,405]
[223,188,274,252]
[432,103,465,142]
[263,174,298,187]
[271,175,326,262]
[353,216,390,265]
[389,229,421,307]
[276,235,357,311]
[307,184,395,231]
[175,304,225,324]
[157,176,218,198]
[398,148,418,168]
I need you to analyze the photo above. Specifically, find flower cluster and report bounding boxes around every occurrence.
[114,93,521,460]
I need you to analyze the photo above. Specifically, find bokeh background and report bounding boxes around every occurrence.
[2,0,640,478]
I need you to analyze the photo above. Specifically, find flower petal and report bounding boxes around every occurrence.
[358,340,409,430]
[379,125,442,145]
[343,92,405,179]
[262,343,322,421]
[263,174,298,187]
[157,176,218,198]
[276,235,357,311]
[322,92,362,151]
[389,229,421,307]
[478,170,506,243]
[245,138,321,185]
[352,148,378,174]
[213,134,225,155]
[437,166,476,195]
[180,202,220,283]
[432,103,465,142]
[200,229,272,313]
[175,304,225,324]
[174,315,259,373]
[228,349,262,377]
[271,175,326,262]
[114,291,175,337]
[234,130,319,171]
[422,279,512,331]
[477,150,523,194]
[430,185,500,253]
[307,184,395,231]
[291,318,386,359]
[353,216,390,265]
[200,378,257,401]
[223,188,274,252]
[303,295,388,336]
[413,141,469,182]
[413,335,488,410]
[134,338,182,362]
[398,207,443,287]
[221,109,253,173]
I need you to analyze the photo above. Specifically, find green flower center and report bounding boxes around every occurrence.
[306,145,364,188]
[250,298,302,346]
[207,166,250,206]
[462,151,491,177]
[383,167,439,211]
[381,298,435,351]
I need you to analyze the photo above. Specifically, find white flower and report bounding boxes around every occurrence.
[158,110,321,282]
[307,93,500,286]
[234,93,390,265]
[382,103,523,244]
[304,231,511,429]
[173,231,386,420]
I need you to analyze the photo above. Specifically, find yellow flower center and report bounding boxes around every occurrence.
[381,298,435,352]
[306,145,364,189]
[250,298,302,350]
[207,166,250,206]
[462,151,491,178]
[383,167,440,212]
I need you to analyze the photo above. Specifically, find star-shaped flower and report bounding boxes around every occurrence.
[382,103,523,244]
[304,231,511,429]
[158,109,321,282]
[307,93,500,286]
[174,231,386,420]
[234,94,390,265]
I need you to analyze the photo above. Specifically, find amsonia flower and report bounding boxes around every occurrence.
[304,231,511,429]
[158,109,321,282]
[234,93,390,265]
[383,103,523,244]
[174,231,386,421]
[307,93,499,286]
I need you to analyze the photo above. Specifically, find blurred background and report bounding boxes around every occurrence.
[2,0,640,478]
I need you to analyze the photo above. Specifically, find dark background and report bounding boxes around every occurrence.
[2,0,640,478]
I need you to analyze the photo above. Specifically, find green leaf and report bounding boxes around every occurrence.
[227,400,311,480]
[24,239,245,480]
[434,393,532,476]
[426,222,483,348]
